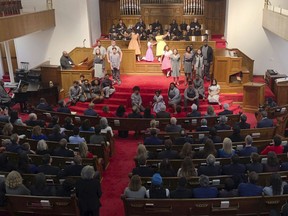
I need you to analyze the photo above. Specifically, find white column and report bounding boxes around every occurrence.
[3,41,15,83]
[0,45,4,79]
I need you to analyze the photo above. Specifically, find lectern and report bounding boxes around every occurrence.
[243,82,265,112]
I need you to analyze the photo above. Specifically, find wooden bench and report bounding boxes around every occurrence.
[6,194,80,216]
[121,195,288,216]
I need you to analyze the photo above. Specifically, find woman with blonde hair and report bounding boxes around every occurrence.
[2,123,13,136]
[124,175,146,198]
[5,170,30,195]
[177,157,197,178]
[145,119,160,134]
[218,137,235,158]
[31,125,47,141]
[79,142,93,159]
[179,143,194,159]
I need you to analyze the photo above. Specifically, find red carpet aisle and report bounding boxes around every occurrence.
[100,135,138,216]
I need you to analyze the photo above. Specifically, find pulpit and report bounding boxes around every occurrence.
[274,81,288,106]
[243,82,265,112]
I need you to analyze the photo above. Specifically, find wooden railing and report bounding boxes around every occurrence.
[141,0,182,3]
[0,0,22,17]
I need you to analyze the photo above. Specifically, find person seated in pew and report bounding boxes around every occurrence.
[257,110,274,128]
[38,154,60,175]
[36,140,50,155]
[9,110,26,126]
[179,143,194,159]
[156,104,171,118]
[177,157,197,178]
[143,107,155,119]
[238,171,263,197]
[218,137,235,158]
[145,119,160,135]
[79,142,93,159]
[157,139,179,160]
[187,104,201,118]
[0,107,9,123]
[158,158,177,177]
[62,117,75,131]
[0,153,15,172]
[135,144,155,164]
[228,125,244,142]
[80,119,94,132]
[165,117,182,133]
[5,133,25,154]
[218,103,233,116]
[5,170,31,195]
[170,177,193,199]
[172,105,186,118]
[17,153,38,174]
[193,175,218,198]
[215,115,231,131]
[100,117,114,137]
[48,125,67,142]
[36,98,53,111]
[198,154,222,176]
[25,113,45,127]
[196,118,211,132]
[204,105,216,117]
[69,127,86,144]
[56,177,76,197]
[60,51,75,69]
[84,103,98,117]
[195,138,218,159]
[234,113,250,129]
[31,125,47,141]
[58,155,84,178]
[132,155,155,177]
[1,122,13,136]
[261,135,283,155]
[47,115,60,129]
[146,173,170,199]
[52,138,74,158]
[246,153,264,173]
[144,129,163,146]
[57,100,71,114]
[204,127,222,144]
[128,106,143,118]
[237,135,258,157]
[263,173,287,196]
[21,143,36,155]
[222,155,246,181]
[219,178,238,198]
[30,172,56,196]
[100,105,114,118]
[263,151,280,172]
[174,129,194,145]
[124,175,146,199]
[89,126,107,145]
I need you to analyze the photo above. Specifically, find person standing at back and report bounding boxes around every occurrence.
[200,39,213,81]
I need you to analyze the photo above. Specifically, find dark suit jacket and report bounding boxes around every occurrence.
[193,187,218,198]
[52,147,74,158]
[57,107,71,114]
[144,136,163,145]
[257,118,274,128]
[198,165,222,176]
[170,187,193,198]
[215,123,231,131]
[128,113,142,118]
[132,166,155,177]
[218,110,233,116]
[200,45,213,63]
[196,126,211,132]
[36,103,53,111]
[222,163,246,175]
[235,122,251,129]
[238,146,258,157]
[38,164,60,175]
[25,120,45,127]
[84,109,98,117]
[246,163,263,173]
[187,111,201,117]
[156,111,171,118]
[174,136,194,145]
[48,133,67,142]
[157,150,179,159]
[165,124,182,133]
[60,164,84,177]
[229,134,244,142]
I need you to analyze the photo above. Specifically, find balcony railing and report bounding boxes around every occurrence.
[140,0,182,4]
[0,0,22,17]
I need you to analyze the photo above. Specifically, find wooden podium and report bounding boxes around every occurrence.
[275,81,288,106]
[243,82,265,112]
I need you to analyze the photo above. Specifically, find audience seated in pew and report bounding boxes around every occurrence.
[5,134,26,154]
[132,155,155,177]
[195,138,218,159]
[58,155,84,178]
[84,103,98,117]
[100,105,114,118]
[36,139,50,155]
[124,175,146,199]
[246,153,264,173]
[174,129,194,145]
[261,135,283,155]
[229,125,244,142]
[146,173,169,199]
[1,123,13,137]
[57,100,71,114]
[52,138,74,157]
[263,173,287,196]
[193,175,218,198]
[48,125,67,142]
[215,115,231,131]
[157,139,179,160]
[25,113,45,127]
[143,107,155,119]
[204,127,222,143]
[128,106,143,118]
[179,143,194,159]
[69,127,86,144]
[0,107,9,123]
[156,104,171,118]
[47,115,60,129]
[158,159,176,177]
[165,117,182,133]
[144,129,163,146]
[196,119,211,132]
[9,110,26,126]
[205,105,216,117]
[17,153,38,174]
[30,172,55,196]
[100,117,114,137]
[115,105,129,138]
[36,98,53,111]
[177,157,197,178]
[238,171,263,197]
[219,177,238,198]
[222,155,246,185]
[263,152,280,172]
[31,125,47,141]
[63,117,75,131]
[187,104,201,118]
[235,113,250,129]
[257,111,274,128]
[237,135,258,156]
[170,177,193,198]
[37,154,60,175]
[145,119,160,135]
[218,137,235,158]
[198,154,222,176]
[79,142,93,159]
[90,127,107,144]
[5,170,31,195]
[55,177,76,197]
[0,153,14,172]
[80,119,94,132]
[218,103,233,116]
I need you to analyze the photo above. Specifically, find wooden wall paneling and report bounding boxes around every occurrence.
[100,0,120,35]
[0,40,17,74]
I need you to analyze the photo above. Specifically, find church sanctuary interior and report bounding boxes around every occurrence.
[2,0,288,215]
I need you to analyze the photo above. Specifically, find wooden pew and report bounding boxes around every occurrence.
[6,194,80,216]
[121,195,288,216]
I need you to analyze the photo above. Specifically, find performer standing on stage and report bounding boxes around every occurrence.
[170,49,181,85]
[128,28,141,62]
[194,49,204,78]
[161,45,173,77]
[93,40,106,79]
[109,47,121,85]
[200,39,213,81]
[142,37,155,62]
[183,46,194,85]
[107,39,123,63]
[153,90,165,113]
[93,48,105,79]
[155,31,169,62]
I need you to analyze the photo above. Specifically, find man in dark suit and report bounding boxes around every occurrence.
[157,139,179,159]
[25,113,45,127]
[165,117,182,132]
[52,138,74,157]
[56,100,71,114]
[170,177,193,198]
[60,51,75,69]
[128,106,142,118]
[215,115,231,131]
[5,133,25,154]
[132,155,154,177]
[198,154,222,176]
[156,104,171,118]
[84,103,98,117]
[222,154,246,176]
[59,155,84,178]
[218,103,233,116]
[36,98,53,111]
[234,114,250,129]
[187,104,201,117]
[246,153,263,173]
[200,39,213,81]
[238,135,258,156]
[257,111,274,128]
[48,125,67,142]
[174,129,194,145]
[38,154,60,175]
[238,172,263,196]
[144,129,163,145]
[196,119,211,132]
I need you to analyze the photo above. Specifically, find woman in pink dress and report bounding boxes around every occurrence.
[143,37,155,62]
[161,45,172,77]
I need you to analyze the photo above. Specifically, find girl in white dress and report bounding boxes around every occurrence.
[153,90,165,113]
[208,79,221,105]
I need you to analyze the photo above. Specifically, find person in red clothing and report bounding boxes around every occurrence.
[173,105,187,118]
[261,135,283,155]
[100,105,114,117]
[79,142,93,159]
